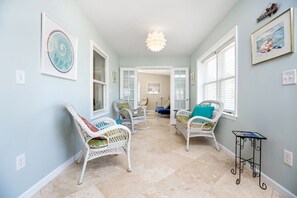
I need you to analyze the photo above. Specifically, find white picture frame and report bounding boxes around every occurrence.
[112,71,117,83]
[251,8,294,65]
[41,12,78,80]
[190,71,195,85]
[147,82,161,94]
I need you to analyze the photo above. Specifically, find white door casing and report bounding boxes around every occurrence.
[120,66,189,125]
[170,67,189,124]
[120,68,137,108]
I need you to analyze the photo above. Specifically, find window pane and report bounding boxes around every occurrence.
[204,82,217,100]
[219,78,235,112]
[93,50,105,82]
[175,100,185,109]
[122,70,135,107]
[218,44,235,79]
[205,56,217,83]
[93,83,104,111]
[174,70,186,109]
[199,34,236,116]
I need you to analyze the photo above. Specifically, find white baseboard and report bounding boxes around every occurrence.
[19,151,81,198]
[218,143,296,198]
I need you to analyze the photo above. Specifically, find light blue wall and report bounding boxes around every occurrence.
[0,0,119,197]
[120,56,190,67]
[1,0,296,196]
[190,0,297,195]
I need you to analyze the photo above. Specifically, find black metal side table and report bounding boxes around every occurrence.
[231,130,267,190]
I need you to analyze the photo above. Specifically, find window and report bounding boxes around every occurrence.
[197,27,237,118]
[91,41,109,117]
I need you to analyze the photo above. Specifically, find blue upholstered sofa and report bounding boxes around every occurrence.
[156,106,170,115]
[155,100,170,116]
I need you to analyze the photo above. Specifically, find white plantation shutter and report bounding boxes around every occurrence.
[204,82,217,100]
[205,56,217,83]
[201,40,236,115]
[218,43,235,113]
[203,56,217,100]
[219,78,235,113]
[218,43,235,79]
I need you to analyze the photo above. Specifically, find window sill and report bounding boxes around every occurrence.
[91,110,109,120]
[222,112,238,121]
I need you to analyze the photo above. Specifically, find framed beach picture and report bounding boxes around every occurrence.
[190,71,195,85]
[41,12,78,80]
[147,82,161,94]
[112,71,117,83]
[251,8,294,65]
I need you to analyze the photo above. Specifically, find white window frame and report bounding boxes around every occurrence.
[90,40,109,119]
[197,26,238,120]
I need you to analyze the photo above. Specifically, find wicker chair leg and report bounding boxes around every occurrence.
[127,149,132,172]
[78,153,89,185]
[186,134,190,151]
[212,132,220,151]
[131,123,135,132]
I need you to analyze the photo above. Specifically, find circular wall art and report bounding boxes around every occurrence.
[47,30,74,73]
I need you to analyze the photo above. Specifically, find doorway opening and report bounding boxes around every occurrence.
[120,66,189,125]
[137,68,171,113]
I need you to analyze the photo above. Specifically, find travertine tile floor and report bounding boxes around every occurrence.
[34,116,281,198]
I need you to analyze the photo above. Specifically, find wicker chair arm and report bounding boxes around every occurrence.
[188,116,214,129]
[87,124,131,139]
[120,108,133,119]
[91,117,116,126]
[188,116,214,123]
[176,109,191,117]
[135,106,146,116]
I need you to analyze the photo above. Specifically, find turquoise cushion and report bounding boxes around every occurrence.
[190,105,214,119]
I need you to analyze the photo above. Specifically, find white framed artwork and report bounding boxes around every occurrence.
[112,71,117,83]
[41,12,78,80]
[147,82,161,94]
[251,8,294,65]
[190,71,195,85]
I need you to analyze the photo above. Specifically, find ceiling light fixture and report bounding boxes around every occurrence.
[145,31,167,52]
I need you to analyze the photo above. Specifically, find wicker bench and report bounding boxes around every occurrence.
[176,100,224,151]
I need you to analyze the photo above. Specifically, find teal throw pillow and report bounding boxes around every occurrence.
[190,105,215,119]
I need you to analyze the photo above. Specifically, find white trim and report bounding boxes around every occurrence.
[218,143,297,198]
[19,151,82,198]
[119,67,137,108]
[222,112,238,120]
[171,67,190,125]
[90,40,109,119]
[135,65,173,70]
[198,26,238,61]
[135,65,173,109]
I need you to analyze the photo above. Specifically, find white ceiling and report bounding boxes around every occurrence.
[75,0,238,57]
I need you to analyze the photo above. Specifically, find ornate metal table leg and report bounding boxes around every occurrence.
[258,140,267,190]
[231,136,237,175]
[252,139,257,178]
[236,137,242,185]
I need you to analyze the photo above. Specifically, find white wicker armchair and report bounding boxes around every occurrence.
[176,100,224,151]
[113,100,147,132]
[65,104,132,184]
